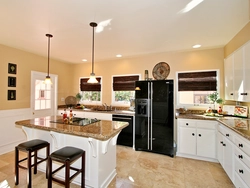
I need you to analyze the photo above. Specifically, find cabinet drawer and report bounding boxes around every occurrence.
[219,125,234,142]
[235,136,250,157]
[234,147,250,169]
[196,120,216,129]
[178,120,196,127]
[234,172,249,188]
[235,157,250,187]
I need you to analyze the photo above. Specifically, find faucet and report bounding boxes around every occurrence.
[103,103,107,110]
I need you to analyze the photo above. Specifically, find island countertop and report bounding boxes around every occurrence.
[15,116,129,141]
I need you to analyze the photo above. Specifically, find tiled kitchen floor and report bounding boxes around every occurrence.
[0,145,234,188]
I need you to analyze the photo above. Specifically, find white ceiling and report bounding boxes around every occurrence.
[0,0,249,64]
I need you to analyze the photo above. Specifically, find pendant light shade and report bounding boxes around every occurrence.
[44,33,53,84]
[87,22,98,83]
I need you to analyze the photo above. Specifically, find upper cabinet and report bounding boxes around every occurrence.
[224,41,250,102]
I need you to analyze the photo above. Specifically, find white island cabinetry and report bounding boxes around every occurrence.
[177,119,217,162]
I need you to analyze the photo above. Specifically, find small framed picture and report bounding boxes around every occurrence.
[8,90,16,100]
[8,76,16,87]
[8,63,17,74]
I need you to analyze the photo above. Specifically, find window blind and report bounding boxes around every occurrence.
[80,77,101,91]
[113,75,139,91]
[178,71,217,91]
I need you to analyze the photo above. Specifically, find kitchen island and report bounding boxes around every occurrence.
[15,116,129,188]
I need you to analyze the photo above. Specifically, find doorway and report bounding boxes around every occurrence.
[31,71,58,118]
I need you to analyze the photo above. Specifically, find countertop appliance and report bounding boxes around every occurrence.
[134,80,175,157]
[112,114,134,147]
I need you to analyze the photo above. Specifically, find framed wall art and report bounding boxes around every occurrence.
[8,76,16,87]
[8,63,17,74]
[8,90,16,100]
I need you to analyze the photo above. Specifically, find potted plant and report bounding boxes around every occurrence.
[207,92,224,112]
[75,93,82,106]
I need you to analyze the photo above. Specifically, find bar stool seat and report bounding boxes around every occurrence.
[15,139,50,188]
[47,146,85,188]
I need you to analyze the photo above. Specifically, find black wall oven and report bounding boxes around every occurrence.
[112,114,134,148]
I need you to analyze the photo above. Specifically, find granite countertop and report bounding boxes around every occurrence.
[15,116,129,141]
[176,113,250,141]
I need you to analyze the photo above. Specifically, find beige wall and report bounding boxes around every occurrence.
[0,44,74,110]
[72,48,225,106]
[224,21,250,58]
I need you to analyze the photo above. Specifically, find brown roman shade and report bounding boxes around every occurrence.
[80,77,101,91]
[113,75,139,91]
[178,71,217,91]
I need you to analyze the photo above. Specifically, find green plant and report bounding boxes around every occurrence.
[75,93,83,101]
[207,92,224,109]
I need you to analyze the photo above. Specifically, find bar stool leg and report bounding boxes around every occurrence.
[81,152,85,188]
[47,156,52,188]
[65,160,70,188]
[34,150,38,174]
[15,147,19,185]
[27,151,32,188]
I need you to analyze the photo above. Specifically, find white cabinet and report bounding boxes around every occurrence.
[224,54,234,100]
[84,112,112,120]
[177,119,217,161]
[217,124,234,180]
[224,41,250,102]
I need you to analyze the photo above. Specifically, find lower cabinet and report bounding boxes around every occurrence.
[177,119,217,161]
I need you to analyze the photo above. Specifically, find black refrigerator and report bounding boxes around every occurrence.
[134,80,175,157]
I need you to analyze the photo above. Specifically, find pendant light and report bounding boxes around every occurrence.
[87,22,98,83]
[44,33,53,84]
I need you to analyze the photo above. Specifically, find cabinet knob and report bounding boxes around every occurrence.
[230,93,233,96]
[226,134,229,137]
[198,134,201,137]
[186,123,189,126]
[239,169,244,174]
[239,143,243,148]
[220,141,223,144]
[238,155,243,159]
[223,144,226,146]
[192,133,195,136]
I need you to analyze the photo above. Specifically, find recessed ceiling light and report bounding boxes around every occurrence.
[82,59,87,62]
[193,44,201,48]
[116,54,122,58]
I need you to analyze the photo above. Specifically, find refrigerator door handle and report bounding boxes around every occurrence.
[147,82,150,150]
[150,82,153,150]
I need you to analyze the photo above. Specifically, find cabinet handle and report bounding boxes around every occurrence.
[186,123,189,126]
[238,155,243,159]
[230,93,233,96]
[223,144,226,146]
[239,143,243,148]
[239,169,244,174]
[220,141,223,144]
[240,93,248,96]
[226,134,229,137]
[192,133,195,136]
[198,134,201,137]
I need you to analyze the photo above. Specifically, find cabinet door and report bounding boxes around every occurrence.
[224,54,234,100]
[178,127,196,155]
[243,42,250,101]
[234,48,244,101]
[85,112,112,120]
[223,137,234,180]
[217,131,224,165]
[197,128,216,158]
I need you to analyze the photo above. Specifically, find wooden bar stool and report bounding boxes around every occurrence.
[15,139,50,188]
[47,146,85,188]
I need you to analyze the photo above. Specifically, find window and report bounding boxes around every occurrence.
[80,77,101,103]
[177,70,220,107]
[35,79,51,110]
[112,75,139,106]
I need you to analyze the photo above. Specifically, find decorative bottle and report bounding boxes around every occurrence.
[69,110,73,124]
[63,109,67,120]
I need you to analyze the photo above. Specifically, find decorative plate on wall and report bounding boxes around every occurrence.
[152,62,170,80]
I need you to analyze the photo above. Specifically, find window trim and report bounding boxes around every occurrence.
[79,76,102,105]
[176,69,220,108]
[111,74,141,106]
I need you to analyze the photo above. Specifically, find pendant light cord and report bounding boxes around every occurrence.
[91,24,94,74]
[46,34,53,76]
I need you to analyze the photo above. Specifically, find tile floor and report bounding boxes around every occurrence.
[0,145,234,188]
